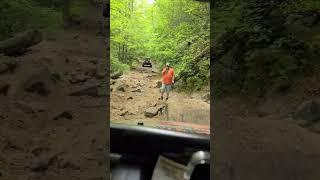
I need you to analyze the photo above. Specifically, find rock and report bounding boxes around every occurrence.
[131,88,142,93]
[155,81,162,88]
[0,29,42,56]
[69,74,88,84]
[25,81,51,96]
[0,81,9,96]
[64,57,70,63]
[144,107,159,117]
[116,84,128,92]
[31,153,61,172]
[75,67,81,72]
[0,55,17,73]
[293,99,320,125]
[111,71,123,79]
[119,111,129,116]
[110,80,116,85]
[69,84,100,97]
[53,111,73,120]
[11,66,53,97]
[15,101,46,114]
[144,104,165,118]
[202,93,210,103]
[57,159,80,170]
[89,59,97,64]
[127,96,133,100]
[51,72,61,82]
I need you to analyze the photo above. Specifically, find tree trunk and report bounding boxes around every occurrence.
[62,0,72,26]
[118,43,121,61]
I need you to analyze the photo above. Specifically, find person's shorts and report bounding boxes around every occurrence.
[160,83,172,93]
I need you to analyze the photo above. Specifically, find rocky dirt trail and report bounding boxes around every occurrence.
[110,66,210,129]
[0,1,108,180]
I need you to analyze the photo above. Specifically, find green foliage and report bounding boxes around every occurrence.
[110,0,210,90]
[0,0,90,41]
[212,0,320,97]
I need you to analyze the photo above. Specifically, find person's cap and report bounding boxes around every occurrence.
[166,62,170,66]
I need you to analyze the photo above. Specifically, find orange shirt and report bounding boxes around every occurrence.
[162,68,174,85]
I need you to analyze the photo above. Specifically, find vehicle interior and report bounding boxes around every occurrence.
[110,123,210,180]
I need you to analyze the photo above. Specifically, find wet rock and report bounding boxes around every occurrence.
[53,111,73,120]
[0,81,9,96]
[293,99,320,126]
[111,71,123,79]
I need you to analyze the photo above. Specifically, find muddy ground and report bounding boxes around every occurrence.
[0,2,108,180]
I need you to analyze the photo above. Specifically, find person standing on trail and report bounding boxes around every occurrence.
[160,62,175,100]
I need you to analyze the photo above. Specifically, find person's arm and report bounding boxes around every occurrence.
[162,68,166,75]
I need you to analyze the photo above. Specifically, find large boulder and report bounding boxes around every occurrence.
[144,107,160,117]
[111,71,123,79]
[144,103,165,118]
[115,83,128,92]
[293,99,320,126]
[0,29,42,56]
[9,66,53,97]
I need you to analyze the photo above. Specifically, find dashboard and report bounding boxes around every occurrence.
[110,123,210,180]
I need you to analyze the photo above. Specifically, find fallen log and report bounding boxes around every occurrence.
[0,29,42,56]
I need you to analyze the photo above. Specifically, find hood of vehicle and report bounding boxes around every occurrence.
[155,121,210,135]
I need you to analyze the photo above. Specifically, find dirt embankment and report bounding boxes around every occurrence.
[213,78,320,180]
[0,2,108,180]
